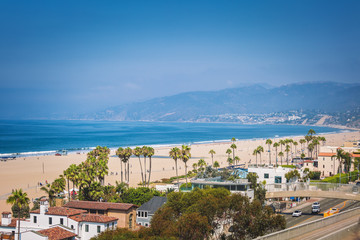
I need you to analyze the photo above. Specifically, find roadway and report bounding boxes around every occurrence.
[280,198,360,228]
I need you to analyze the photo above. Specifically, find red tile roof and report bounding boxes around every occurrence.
[37,227,77,240]
[30,207,87,216]
[69,214,118,223]
[303,160,313,163]
[2,211,11,215]
[64,200,137,211]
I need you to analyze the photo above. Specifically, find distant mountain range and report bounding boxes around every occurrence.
[81,82,360,123]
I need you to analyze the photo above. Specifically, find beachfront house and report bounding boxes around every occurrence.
[248,166,300,184]
[63,200,137,229]
[136,196,167,227]
[0,200,118,240]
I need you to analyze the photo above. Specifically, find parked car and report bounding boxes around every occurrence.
[312,206,321,214]
[356,181,360,186]
[312,202,320,208]
[292,210,302,217]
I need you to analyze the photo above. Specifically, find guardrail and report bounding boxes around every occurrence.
[265,182,358,193]
[255,206,360,240]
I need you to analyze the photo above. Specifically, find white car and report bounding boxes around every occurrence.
[312,202,320,208]
[292,210,302,217]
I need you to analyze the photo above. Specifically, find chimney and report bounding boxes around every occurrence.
[1,212,12,226]
[40,199,49,214]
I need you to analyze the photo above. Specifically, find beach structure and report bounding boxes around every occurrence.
[344,140,360,148]
[136,196,167,227]
[0,200,118,240]
[63,200,137,229]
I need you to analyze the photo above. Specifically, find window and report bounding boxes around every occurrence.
[264,173,269,179]
[323,165,325,169]
[107,224,109,229]
[137,211,140,217]
[144,212,148,218]
[275,176,282,183]
[97,226,101,233]
[145,223,148,227]
[49,217,52,225]
[112,222,115,228]
[90,210,96,214]
[60,218,64,225]
[85,224,89,232]
[98,210,105,215]
[141,211,144,217]
[33,216,37,223]
[71,225,74,229]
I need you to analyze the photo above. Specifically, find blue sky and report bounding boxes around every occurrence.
[0,0,359,118]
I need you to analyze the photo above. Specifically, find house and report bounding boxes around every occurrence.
[248,166,299,184]
[63,200,137,229]
[0,200,118,240]
[136,196,166,227]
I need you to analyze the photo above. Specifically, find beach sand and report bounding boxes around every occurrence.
[1,130,359,212]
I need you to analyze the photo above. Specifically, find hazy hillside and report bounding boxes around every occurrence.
[85,82,360,122]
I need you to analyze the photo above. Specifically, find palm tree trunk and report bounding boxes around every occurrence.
[147,157,152,187]
[256,155,258,167]
[138,156,144,185]
[175,160,179,185]
[67,179,70,201]
[275,149,278,166]
[269,145,271,165]
[144,156,147,187]
[127,161,130,184]
[211,155,214,165]
[185,163,188,185]
[120,161,123,183]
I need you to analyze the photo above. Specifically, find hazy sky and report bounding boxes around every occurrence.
[0,0,359,118]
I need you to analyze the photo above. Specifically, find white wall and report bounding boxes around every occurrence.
[248,167,297,184]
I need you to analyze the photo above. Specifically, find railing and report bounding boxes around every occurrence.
[265,182,358,194]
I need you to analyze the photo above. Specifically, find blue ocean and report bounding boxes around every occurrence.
[0,120,343,156]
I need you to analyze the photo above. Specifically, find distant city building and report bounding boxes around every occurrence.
[136,196,167,227]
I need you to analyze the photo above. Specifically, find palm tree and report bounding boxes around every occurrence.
[40,184,55,206]
[169,147,181,185]
[231,137,236,142]
[63,168,71,201]
[305,135,312,156]
[147,147,155,187]
[279,140,285,157]
[293,141,298,157]
[208,149,216,165]
[308,143,315,160]
[198,158,207,172]
[257,146,264,166]
[285,145,291,165]
[181,145,191,185]
[332,148,344,177]
[227,157,233,165]
[230,143,237,161]
[67,164,79,200]
[312,138,320,159]
[273,142,280,166]
[7,189,30,240]
[234,156,240,165]
[213,161,220,169]
[142,146,149,186]
[307,129,316,137]
[253,148,259,166]
[266,139,273,164]
[226,148,232,158]
[133,147,144,185]
[116,147,125,183]
[278,152,284,165]
[192,163,198,172]
[299,139,306,153]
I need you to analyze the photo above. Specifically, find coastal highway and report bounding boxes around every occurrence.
[281,198,360,228]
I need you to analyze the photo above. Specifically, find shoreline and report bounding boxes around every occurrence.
[0,130,359,213]
[0,124,356,158]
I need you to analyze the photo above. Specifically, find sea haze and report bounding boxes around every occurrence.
[0,120,342,155]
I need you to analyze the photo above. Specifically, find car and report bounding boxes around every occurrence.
[292,210,302,217]
[356,182,360,186]
[312,206,321,214]
[312,202,320,208]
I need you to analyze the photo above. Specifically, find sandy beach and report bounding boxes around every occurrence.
[1,130,359,212]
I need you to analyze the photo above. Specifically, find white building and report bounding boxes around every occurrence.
[248,166,301,184]
[0,200,118,240]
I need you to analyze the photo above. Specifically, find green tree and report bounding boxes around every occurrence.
[40,184,56,206]
[133,147,144,185]
[253,148,259,166]
[178,212,211,240]
[147,147,155,187]
[299,139,306,154]
[257,146,264,166]
[266,139,273,164]
[7,189,30,240]
[226,148,232,158]
[181,145,191,185]
[278,151,284,165]
[213,161,220,169]
[227,157,233,165]
[234,156,240,165]
[293,141,298,157]
[121,187,162,206]
[285,144,291,165]
[285,170,301,182]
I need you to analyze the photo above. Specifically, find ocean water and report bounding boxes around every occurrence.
[0,120,343,156]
